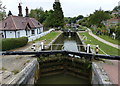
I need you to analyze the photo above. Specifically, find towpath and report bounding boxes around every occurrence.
[87,28,120,50]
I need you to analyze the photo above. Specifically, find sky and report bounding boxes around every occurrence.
[1,0,120,17]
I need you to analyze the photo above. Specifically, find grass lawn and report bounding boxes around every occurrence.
[33,31,61,44]
[94,34,120,45]
[79,32,120,56]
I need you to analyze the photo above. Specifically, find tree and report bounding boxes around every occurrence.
[113,6,120,11]
[76,15,84,20]
[29,7,46,23]
[88,9,111,27]
[44,10,54,27]
[44,1,64,28]
[0,0,6,20]
[52,1,64,27]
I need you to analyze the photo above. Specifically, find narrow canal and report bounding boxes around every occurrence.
[35,32,91,85]
[49,32,85,52]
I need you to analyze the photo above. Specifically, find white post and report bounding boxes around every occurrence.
[87,44,90,53]
[41,42,44,50]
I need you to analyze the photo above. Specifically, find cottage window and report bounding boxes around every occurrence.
[31,30,35,35]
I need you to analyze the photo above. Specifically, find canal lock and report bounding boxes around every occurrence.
[35,32,92,85]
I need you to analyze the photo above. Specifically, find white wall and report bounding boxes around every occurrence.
[16,30,27,38]
[28,28,54,42]
[1,26,44,39]
[40,27,43,32]
[6,31,16,38]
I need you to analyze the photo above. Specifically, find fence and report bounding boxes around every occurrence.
[28,29,54,42]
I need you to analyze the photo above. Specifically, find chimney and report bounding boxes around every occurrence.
[18,3,23,16]
[25,6,29,17]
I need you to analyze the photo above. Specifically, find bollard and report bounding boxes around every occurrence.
[87,44,90,53]
[41,42,44,51]
[96,45,99,54]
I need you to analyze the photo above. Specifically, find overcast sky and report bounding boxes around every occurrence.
[1,0,120,17]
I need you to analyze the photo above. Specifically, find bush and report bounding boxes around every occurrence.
[1,37,28,51]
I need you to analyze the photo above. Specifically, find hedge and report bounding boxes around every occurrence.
[1,37,28,51]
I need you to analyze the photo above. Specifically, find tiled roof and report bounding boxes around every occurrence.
[0,15,43,31]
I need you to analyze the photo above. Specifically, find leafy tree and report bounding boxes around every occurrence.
[44,10,54,27]
[113,6,120,11]
[29,7,46,23]
[52,1,64,27]
[0,0,6,20]
[44,1,64,28]
[88,9,111,27]
[76,15,84,20]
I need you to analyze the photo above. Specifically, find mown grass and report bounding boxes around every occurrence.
[79,32,119,56]
[96,35,120,45]
[33,31,61,44]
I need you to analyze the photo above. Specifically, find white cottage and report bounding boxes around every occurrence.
[0,4,43,39]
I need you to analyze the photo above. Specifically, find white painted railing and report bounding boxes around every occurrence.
[28,29,54,42]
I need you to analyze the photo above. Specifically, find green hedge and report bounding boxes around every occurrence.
[1,37,28,51]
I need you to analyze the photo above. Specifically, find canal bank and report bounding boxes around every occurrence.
[35,31,92,85]
[1,30,115,85]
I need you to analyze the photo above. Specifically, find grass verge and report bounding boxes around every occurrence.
[33,31,61,44]
[79,32,119,56]
[94,34,120,45]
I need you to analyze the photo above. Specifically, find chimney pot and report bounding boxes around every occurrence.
[25,6,29,17]
[18,3,23,16]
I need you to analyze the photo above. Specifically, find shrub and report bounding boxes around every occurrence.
[1,37,28,51]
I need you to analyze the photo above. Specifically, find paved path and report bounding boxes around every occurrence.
[87,29,120,50]
[101,60,120,85]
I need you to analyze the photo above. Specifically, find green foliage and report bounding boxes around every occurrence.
[0,1,6,20]
[65,15,84,24]
[88,9,111,27]
[113,6,120,11]
[45,1,64,28]
[29,7,46,23]
[1,37,28,51]
[34,32,60,44]
[79,32,119,56]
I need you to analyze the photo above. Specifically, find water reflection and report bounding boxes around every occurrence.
[64,38,78,52]
[52,32,84,52]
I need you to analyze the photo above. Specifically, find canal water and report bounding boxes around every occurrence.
[36,32,91,85]
[50,32,85,52]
